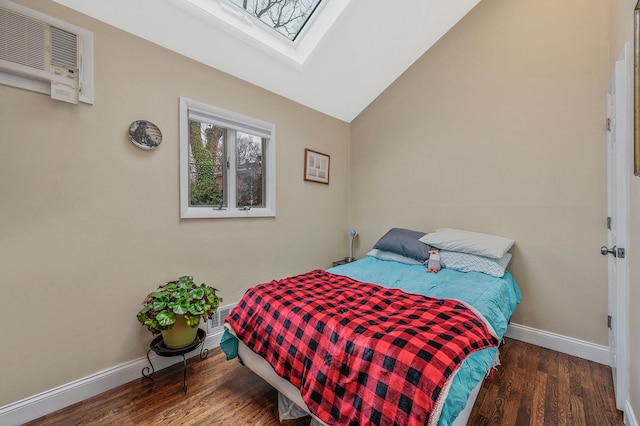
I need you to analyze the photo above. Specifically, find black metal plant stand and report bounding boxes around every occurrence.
[142,328,208,394]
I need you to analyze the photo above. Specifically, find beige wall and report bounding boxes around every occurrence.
[609,0,640,419]
[3,0,636,419]
[0,0,350,406]
[351,0,609,344]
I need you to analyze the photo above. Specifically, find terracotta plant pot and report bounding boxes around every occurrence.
[161,315,199,349]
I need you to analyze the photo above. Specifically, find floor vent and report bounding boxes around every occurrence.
[207,303,235,333]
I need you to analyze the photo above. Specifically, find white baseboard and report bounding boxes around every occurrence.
[504,322,610,365]
[0,331,225,426]
[626,400,638,426]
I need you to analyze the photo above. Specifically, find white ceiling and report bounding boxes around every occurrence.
[52,0,480,122]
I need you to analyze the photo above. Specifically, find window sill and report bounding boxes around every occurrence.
[180,207,276,219]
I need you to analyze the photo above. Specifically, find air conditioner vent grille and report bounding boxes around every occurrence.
[0,7,46,71]
[208,304,235,332]
[51,26,77,68]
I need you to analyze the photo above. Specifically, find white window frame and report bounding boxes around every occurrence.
[167,0,352,69]
[179,97,276,219]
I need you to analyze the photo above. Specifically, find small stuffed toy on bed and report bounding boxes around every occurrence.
[426,250,444,273]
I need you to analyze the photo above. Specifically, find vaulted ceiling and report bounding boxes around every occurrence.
[52,0,480,122]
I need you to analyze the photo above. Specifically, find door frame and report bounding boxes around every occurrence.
[606,42,630,411]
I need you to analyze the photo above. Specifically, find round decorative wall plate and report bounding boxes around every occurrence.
[128,120,162,150]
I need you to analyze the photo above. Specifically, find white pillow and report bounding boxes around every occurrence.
[440,250,512,278]
[367,249,424,265]
[419,228,514,259]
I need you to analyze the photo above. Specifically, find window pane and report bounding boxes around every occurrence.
[236,132,265,208]
[180,97,276,218]
[227,0,322,41]
[188,120,225,206]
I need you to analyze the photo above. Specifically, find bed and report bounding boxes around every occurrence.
[221,228,521,426]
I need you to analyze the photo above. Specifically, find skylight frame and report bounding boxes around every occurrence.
[172,0,352,69]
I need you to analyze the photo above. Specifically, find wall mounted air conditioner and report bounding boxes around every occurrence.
[0,0,93,104]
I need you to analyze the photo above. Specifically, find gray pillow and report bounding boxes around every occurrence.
[372,228,431,263]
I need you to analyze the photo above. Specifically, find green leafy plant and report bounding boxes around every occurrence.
[136,276,222,335]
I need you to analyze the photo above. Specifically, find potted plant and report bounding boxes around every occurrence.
[136,275,222,349]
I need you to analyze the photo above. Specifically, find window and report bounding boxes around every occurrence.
[180,97,276,218]
[226,0,322,41]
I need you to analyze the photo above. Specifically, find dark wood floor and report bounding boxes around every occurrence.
[25,338,623,425]
[469,339,623,425]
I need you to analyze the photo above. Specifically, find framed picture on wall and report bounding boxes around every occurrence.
[304,149,330,184]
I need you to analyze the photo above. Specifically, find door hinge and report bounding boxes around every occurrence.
[608,315,612,329]
[606,117,612,131]
[607,216,611,230]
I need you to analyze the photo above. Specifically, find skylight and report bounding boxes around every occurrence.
[176,0,350,68]
[227,0,322,41]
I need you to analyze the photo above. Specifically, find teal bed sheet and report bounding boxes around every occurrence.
[327,256,521,426]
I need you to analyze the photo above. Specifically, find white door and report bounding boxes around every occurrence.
[603,43,630,411]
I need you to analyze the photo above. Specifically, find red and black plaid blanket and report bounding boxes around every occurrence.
[226,270,498,426]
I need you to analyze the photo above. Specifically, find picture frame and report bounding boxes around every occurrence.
[304,148,330,184]
[635,2,640,175]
